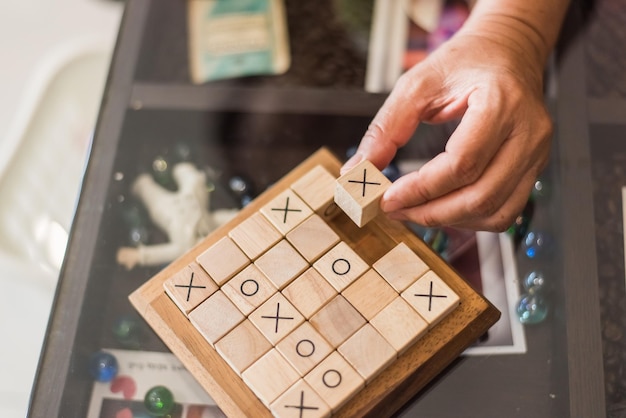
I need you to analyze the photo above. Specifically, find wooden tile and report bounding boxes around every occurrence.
[291,165,340,221]
[229,211,282,260]
[163,262,218,315]
[221,264,277,316]
[373,242,430,292]
[334,159,391,227]
[337,324,397,383]
[270,379,331,418]
[304,351,365,413]
[370,297,428,353]
[196,236,249,285]
[309,295,365,347]
[242,349,300,407]
[401,270,460,326]
[249,292,305,345]
[276,322,333,376]
[341,269,397,320]
[189,290,245,346]
[286,214,340,263]
[215,319,272,375]
[255,239,309,290]
[313,241,369,292]
[282,268,337,319]
[260,189,313,235]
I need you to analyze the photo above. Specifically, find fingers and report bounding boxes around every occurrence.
[385,124,550,231]
[341,69,441,175]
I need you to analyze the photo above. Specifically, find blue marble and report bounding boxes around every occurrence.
[521,231,553,259]
[88,351,119,382]
[516,293,549,324]
[523,270,547,293]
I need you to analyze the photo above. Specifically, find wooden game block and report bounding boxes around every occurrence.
[341,269,397,320]
[276,322,334,377]
[401,270,460,327]
[286,214,341,263]
[196,236,250,285]
[313,241,369,292]
[242,348,300,407]
[270,379,332,418]
[291,164,341,221]
[221,264,277,316]
[334,159,391,227]
[249,292,305,345]
[260,189,313,235]
[309,295,366,347]
[282,268,338,319]
[189,290,245,346]
[304,351,365,413]
[373,242,430,292]
[215,319,272,375]
[254,239,309,290]
[229,211,282,260]
[337,324,397,383]
[369,297,428,354]
[163,262,218,315]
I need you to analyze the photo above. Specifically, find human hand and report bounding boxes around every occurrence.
[342,24,553,231]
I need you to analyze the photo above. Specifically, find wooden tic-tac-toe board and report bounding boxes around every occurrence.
[129,148,500,417]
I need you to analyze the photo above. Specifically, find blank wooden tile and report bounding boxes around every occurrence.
[401,270,460,326]
[291,165,340,221]
[189,290,245,346]
[286,214,340,263]
[341,269,397,320]
[334,159,391,227]
[304,351,365,413]
[229,211,282,260]
[242,349,300,407]
[313,241,369,292]
[215,319,272,375]
[309,295,365,347]
[337,324,397,383]
[196,236,250,285]
[163,262,218,315]
[221,264,277,316]
[282,268,338,319]
[276,322,333,376]
[370,297,428,353]
[373,242,430,292]
[255,239,309,290]
[249,292,305,345]
[270,379,331,418]
[260,189,313,235]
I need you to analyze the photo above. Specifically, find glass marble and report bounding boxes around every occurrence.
[144,385,175,416]
[88,351,119,382]
[521,230,553,259]
[516,293,549,324]
[112,315,144,348]
[423,227,449,256]
[151,156,175,189]
[523,270,547,294]
[531,178,551,201]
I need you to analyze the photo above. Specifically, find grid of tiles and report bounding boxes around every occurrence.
[163,165,460,418]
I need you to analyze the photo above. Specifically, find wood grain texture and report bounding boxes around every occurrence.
[129,147,501,418]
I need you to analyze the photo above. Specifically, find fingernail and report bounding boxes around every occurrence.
[340,152,363,175]
[381,198,404,213]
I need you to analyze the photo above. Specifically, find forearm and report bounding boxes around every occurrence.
[462,0,571,66]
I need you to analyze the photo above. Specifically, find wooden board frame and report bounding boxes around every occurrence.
[129,147,501,417]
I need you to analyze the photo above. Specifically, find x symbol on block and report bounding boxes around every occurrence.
[348,168,381,197]
[414,280,447,311]
[261,302,294,333]
[284,390,319,418]
[271,196,303,223]
[174,272,206,302]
